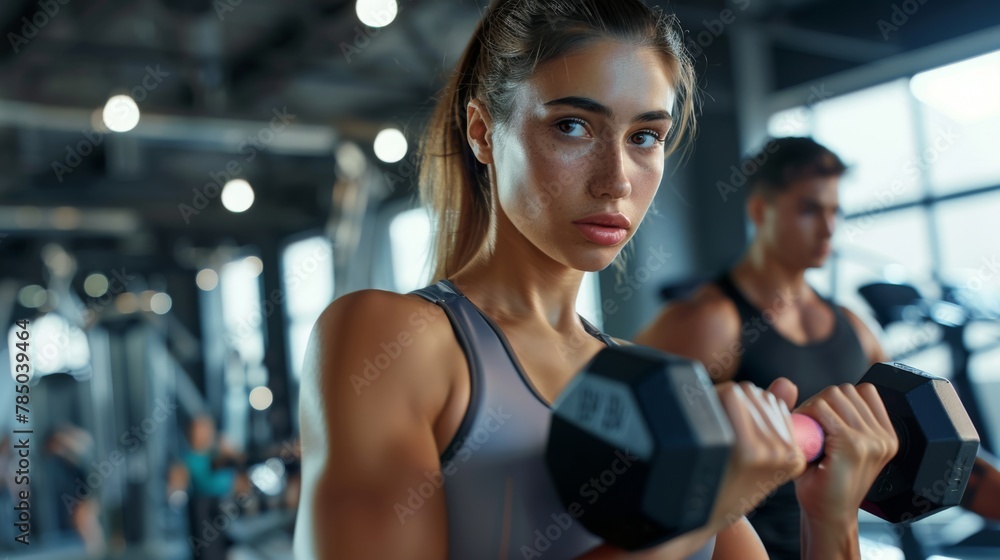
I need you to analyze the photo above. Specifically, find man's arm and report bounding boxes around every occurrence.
[633,286,743,383]
[963,452,1000,520]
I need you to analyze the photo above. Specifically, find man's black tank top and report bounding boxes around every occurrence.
[714,273,868,560]
[410,279,716,560]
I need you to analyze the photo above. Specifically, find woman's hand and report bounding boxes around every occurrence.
[792,383,899,559]
[792,383,899,525]
[705,380,807,533]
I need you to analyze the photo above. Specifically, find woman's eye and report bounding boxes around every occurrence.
[631,131,663,149]
[557,119,587,137]
[556,120,664,148]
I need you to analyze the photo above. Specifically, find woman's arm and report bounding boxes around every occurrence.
[711,517,769,560]
[293,290,456,560]
[793,384,900,560]
[801,516,860,560]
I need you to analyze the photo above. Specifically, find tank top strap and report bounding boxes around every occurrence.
[817,295,863,348]
[408,279,608,558]
[581,315,620,347]
[714,272,759,321]
[410,278,464,304]
[416,279,618,348]
[408,279,620,459]
[408,279,489,463]
[816,292,847,319]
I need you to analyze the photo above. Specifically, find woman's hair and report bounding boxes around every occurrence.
[417,0,697,282]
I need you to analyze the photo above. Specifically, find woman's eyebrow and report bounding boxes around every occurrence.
[543,96,672,124]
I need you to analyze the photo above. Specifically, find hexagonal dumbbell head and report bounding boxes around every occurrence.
[545,345,734,550]
[860,362,980,523]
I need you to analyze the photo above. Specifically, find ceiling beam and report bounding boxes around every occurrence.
[763,22,902,63]
[0,98,337,155]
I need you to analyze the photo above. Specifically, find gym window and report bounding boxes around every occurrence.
[281,235,335,381]
[389,207,433,294]
[769,48,1000,372]
[220,257,266,366]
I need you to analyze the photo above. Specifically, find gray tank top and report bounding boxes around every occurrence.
[410,279,715,560]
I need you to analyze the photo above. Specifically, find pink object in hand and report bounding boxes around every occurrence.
[791,413,825,463]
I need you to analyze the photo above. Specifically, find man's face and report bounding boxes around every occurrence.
[757,176,840,269]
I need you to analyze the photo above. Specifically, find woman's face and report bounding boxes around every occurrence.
[486,39,676,272]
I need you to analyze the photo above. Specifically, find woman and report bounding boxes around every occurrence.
[293,1,898,558]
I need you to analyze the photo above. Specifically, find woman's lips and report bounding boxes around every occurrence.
[574,223,628,246]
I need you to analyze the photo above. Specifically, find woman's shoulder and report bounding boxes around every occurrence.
[296,288,458,559]
[316,288,454,342]
[317,288,448,329]
[307,288,461,395]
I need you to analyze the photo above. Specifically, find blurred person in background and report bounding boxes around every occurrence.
[44,423,107,556]
[183,413,246,560]
[636,136,1000,559]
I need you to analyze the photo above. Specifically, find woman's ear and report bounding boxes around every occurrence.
[467,99,495,164]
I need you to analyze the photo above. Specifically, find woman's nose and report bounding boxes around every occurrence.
[589,143,632,199]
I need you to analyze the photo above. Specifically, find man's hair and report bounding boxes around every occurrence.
[746,137,847,198]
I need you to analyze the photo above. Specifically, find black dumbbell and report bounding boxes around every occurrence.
[544,345,980,550]
[852,362,980,523]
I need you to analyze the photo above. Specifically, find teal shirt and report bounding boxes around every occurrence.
[183,451,235,497]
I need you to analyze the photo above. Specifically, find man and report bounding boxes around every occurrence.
[634,136,1000,559]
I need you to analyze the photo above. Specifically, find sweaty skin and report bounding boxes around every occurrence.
[294,40,893,559]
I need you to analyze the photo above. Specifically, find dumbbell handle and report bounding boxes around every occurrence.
[791,414,826,463]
